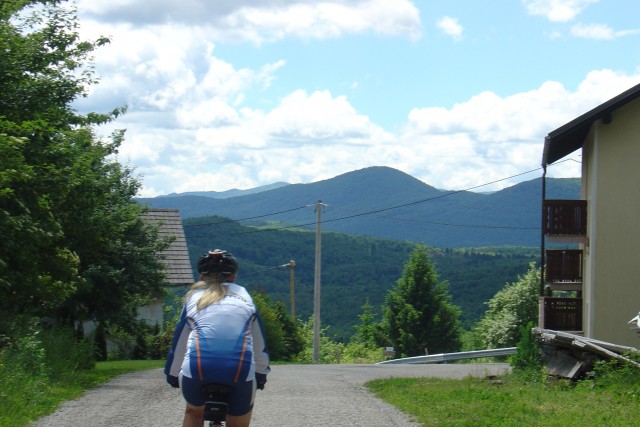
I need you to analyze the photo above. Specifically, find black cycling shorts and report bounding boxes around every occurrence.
[180,374,256,416]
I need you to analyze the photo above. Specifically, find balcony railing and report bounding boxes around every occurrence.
[541,200,586,331]
[543,200,587,237]
[539,297,583,332]
[545,249,583,291]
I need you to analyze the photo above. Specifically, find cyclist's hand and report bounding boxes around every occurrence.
[167,375,179,388]
[255,373,267,390]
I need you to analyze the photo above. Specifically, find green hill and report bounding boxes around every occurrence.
[140,166,579,248]
[183,216,538,341]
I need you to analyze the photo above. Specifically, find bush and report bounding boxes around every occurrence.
[0,335,48,425]
[472,263,540,349]
[510,322,545,382]
[0,320,97,425]
[7,328,48,378]
[292,317,345,363]
[105,316,175,361]
[105,323,136,361]
[581,353,640,393]
[251,291,305,361]
[341,342,384,364]
[41,326,95,378]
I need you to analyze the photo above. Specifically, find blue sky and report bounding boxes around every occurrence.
[70,0,640,196]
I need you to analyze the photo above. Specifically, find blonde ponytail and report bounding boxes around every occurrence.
[186,273,228,310]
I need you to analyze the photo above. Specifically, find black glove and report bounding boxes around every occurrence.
[255,373,267,390]
[167,375,179,388]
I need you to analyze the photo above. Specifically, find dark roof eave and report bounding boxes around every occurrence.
[542,82,640,166]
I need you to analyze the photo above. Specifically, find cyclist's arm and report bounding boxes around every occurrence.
[252,311,271,375]
[164,305,189,378]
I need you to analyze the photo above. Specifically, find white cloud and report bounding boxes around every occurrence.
[571,23,640,40]
[264,90,388,143]
[523,0,599,22]
[399,70,640,191]
[69,0,640,197]
[112,85,398,197]
[77,0,423,43]
[436,16,463,40]
[571,23,614,39]
[124,67,640,197]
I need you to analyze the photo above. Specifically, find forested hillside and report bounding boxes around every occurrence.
[182,216,538,340]
[140,166,580,248]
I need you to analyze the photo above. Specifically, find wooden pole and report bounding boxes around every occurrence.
[289,260,296,320]
[313,200,323,363]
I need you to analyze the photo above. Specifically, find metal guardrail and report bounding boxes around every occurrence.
[377,347,517,365]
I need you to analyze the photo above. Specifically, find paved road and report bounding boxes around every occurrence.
[31,363,510,427]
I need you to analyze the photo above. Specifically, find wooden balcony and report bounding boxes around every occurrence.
[545,249,583,291]
[541,200,586,332]
[539,297,583,332]
[543,200,587,243]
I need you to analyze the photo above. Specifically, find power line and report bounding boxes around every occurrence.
[328,205,539,230]
[314,166,544,225]
[187,220,313,239]
[183,205,308,228]
[184,159,582,239]
[184,165,557,239]
[238,262,291,278]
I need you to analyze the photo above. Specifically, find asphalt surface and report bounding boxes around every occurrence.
[31,363,510,427]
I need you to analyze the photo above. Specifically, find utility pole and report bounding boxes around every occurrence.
[289,260,296,320]
[313,200,324,362]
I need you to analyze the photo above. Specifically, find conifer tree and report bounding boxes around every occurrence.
[382,244,462,356]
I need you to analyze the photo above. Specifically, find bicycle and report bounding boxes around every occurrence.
[202,383,233,427]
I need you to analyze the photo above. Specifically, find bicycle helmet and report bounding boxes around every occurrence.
[197,249,238,276]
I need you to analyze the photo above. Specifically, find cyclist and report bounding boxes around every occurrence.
[165,249,270,427]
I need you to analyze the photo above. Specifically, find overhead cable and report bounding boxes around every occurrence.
[184,164,564,239]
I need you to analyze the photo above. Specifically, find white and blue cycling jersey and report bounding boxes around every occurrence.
[164,283,270,385]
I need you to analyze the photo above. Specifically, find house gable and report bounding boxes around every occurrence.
[142,208,194,287]
[543,82,640,166]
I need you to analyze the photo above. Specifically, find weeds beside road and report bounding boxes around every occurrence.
[0,360,163,426]
[367,365,640,426]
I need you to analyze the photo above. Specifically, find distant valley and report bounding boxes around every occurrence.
[144,167,579,339]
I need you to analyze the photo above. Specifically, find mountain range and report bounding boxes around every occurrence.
[161,182,289,199]
[138,166,579,248]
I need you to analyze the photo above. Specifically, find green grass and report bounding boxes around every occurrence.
[0,359,164,427]
[366,374,640,426]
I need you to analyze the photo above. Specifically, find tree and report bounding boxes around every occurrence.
[382,244,461,357]
[251,291,304,361]
[471,262,540,349]
[352,299,385,348]
[0,1,167,334]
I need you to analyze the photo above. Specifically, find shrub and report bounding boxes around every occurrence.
[105,323,136,361]
[472,263,540,349]
[0,320,96,424]
[341,342,384,364]
[293,317,345,363]
[583,353,640,393]
[510,322,545,382]
[41,326,95,378]
[0,335,48,425]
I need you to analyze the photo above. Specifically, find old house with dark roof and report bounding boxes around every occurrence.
[139,208,194,326]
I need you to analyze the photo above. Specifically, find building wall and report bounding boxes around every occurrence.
[584,97,640,347]
[581,127,596,339]
[137,299,164,327]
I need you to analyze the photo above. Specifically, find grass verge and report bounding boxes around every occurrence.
[0,359,164,427]
[366,373,640,426]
